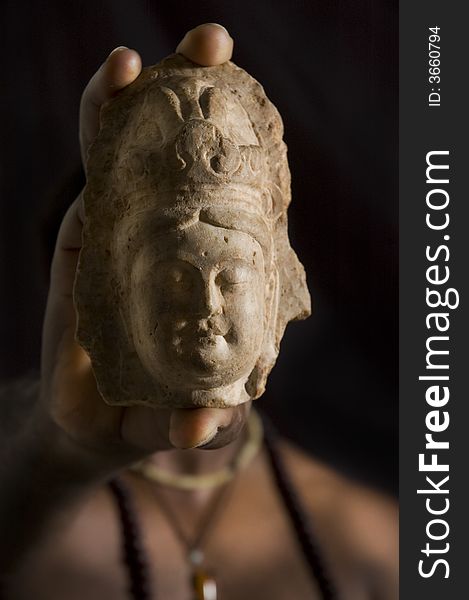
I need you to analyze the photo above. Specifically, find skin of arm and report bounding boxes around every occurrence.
[0,23,245,584]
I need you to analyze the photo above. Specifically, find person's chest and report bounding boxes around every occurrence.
[10,454,370,600]
[11,485,322,600]
[141,491,324,600]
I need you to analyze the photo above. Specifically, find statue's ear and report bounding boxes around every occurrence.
[244,226,312,401]
[245,267,279,399]
[273,221,312,340]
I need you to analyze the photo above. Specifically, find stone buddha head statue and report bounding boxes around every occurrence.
[74,54,310,409]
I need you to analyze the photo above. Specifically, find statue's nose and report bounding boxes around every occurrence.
[198,278,223,318]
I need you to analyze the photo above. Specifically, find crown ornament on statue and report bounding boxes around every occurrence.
[88,55,289,223]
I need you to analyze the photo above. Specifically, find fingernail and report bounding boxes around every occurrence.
[192,426,219,449]
[204,23,230,36]
[108,46,128,58]
[170,426,219,450]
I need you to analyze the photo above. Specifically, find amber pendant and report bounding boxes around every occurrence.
[192,568,217,600]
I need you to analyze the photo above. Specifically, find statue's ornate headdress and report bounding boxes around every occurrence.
[75,55,310,408]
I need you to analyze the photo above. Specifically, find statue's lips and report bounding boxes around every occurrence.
[187,332,231,370]
[167,321,230,347]
[188,321,231,344]
[195,332,226,345]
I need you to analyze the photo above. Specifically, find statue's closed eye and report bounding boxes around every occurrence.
[169,268,184,283]
[217,265,253,286]
[163,265,194,293]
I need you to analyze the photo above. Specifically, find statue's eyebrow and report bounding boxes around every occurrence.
[150,255,200,271]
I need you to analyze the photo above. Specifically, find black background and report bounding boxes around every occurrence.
[0,0,397,493]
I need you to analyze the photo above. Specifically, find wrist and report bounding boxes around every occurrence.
[28,399,149,487]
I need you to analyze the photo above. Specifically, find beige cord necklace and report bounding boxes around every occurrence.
[130,409,263,490]
[131,410,263,600]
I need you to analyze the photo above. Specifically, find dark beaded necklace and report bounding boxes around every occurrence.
[108,478,151,600]
[108,415,338,600]
[262,418,337,600]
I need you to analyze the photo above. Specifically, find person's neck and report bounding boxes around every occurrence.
[139,433,243,509]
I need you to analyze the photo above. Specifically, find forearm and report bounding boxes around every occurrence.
[0,391,112,577]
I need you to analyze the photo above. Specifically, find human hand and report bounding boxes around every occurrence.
[39,24,248,473]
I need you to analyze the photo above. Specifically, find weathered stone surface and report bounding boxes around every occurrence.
[74,54,311,409]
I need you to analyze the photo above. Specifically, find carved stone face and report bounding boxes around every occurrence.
[128,219,265,391]
[74,55,311,409]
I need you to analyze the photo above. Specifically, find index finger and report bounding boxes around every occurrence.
[79,47,142,166]
[79,23,234,167]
